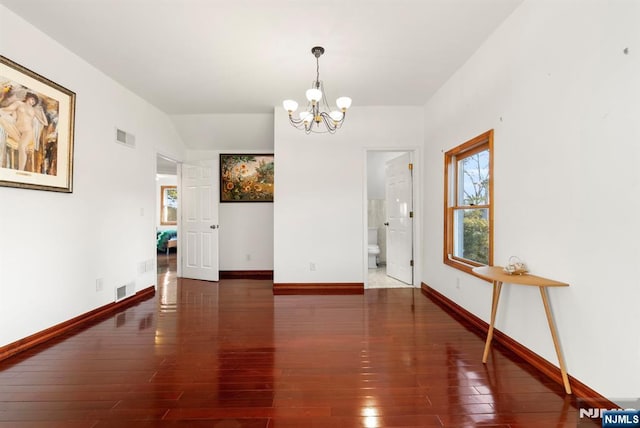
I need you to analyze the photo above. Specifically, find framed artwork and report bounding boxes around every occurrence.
[0,55,76,192]
[220,154,274,202]
[160,185,178,225]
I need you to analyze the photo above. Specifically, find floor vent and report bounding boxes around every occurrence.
[115,127,136,148]
[115,282,135,302]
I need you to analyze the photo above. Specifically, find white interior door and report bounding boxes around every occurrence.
[180,160,219,281]
[385,152,413,284]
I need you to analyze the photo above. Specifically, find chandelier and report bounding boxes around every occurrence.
[282,46,352,134]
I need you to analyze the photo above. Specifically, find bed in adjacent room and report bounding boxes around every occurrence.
[157,229,177,254]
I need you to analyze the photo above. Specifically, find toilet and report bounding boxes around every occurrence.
[368,227,381,269]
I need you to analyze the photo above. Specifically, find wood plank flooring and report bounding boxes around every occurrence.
[0,254,597,427]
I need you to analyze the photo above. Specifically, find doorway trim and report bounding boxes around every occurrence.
[156,152,181,277]
[363,147,422,289]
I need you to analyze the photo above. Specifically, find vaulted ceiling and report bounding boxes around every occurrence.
[2,0,523,115]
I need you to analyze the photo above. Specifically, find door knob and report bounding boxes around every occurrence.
[384,222,389,226]
[210,225,219,229]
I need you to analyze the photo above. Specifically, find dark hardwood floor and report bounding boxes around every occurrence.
[0,252,597,427]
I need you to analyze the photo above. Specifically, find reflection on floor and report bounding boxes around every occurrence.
[367,264,413,288]
[157,251,178,312]
[157,249,177,275]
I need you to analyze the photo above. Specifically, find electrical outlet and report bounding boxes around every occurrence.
[96,278,104,292]
[309,262,316,271]
[246,254,251,261]
[456,277,461,290]
[138,262,146,274]
[145,259,154,272]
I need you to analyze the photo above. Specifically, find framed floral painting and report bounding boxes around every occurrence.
[0,55,76,192]
[220,154,274,202]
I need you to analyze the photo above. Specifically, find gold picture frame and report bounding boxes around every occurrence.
[0,56,76,192]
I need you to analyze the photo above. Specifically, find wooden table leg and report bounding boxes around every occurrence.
[483,280,502,363]
[539,286,572,394]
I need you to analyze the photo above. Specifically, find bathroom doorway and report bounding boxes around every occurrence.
[366,150,415,288]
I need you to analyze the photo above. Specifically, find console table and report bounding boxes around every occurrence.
[471,266,572,394]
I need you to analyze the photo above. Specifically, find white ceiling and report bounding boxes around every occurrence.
[2,0,523,115]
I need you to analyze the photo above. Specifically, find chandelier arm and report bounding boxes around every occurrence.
[289,118,303,127]
[288,108,346,134]
[288,115,312,131]
[318,112,337,133]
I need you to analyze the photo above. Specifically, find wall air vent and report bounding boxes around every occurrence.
[115,127,136,148]
[115,281,135,302]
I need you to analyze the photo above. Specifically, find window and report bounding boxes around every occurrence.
[160,185,178,225]
[444,130,493,274]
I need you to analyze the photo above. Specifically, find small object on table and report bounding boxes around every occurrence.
[503,256,528,275]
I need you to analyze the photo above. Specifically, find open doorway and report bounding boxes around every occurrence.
[366,150,415,288]
[156,154,178,278]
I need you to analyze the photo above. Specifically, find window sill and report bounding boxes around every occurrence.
[444,256,492,282]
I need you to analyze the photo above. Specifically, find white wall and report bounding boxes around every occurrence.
[0,5,185,347]
[171,113,273,150]
[218,203,274,271]
[274,106,423,284]
[422,0,640,398]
